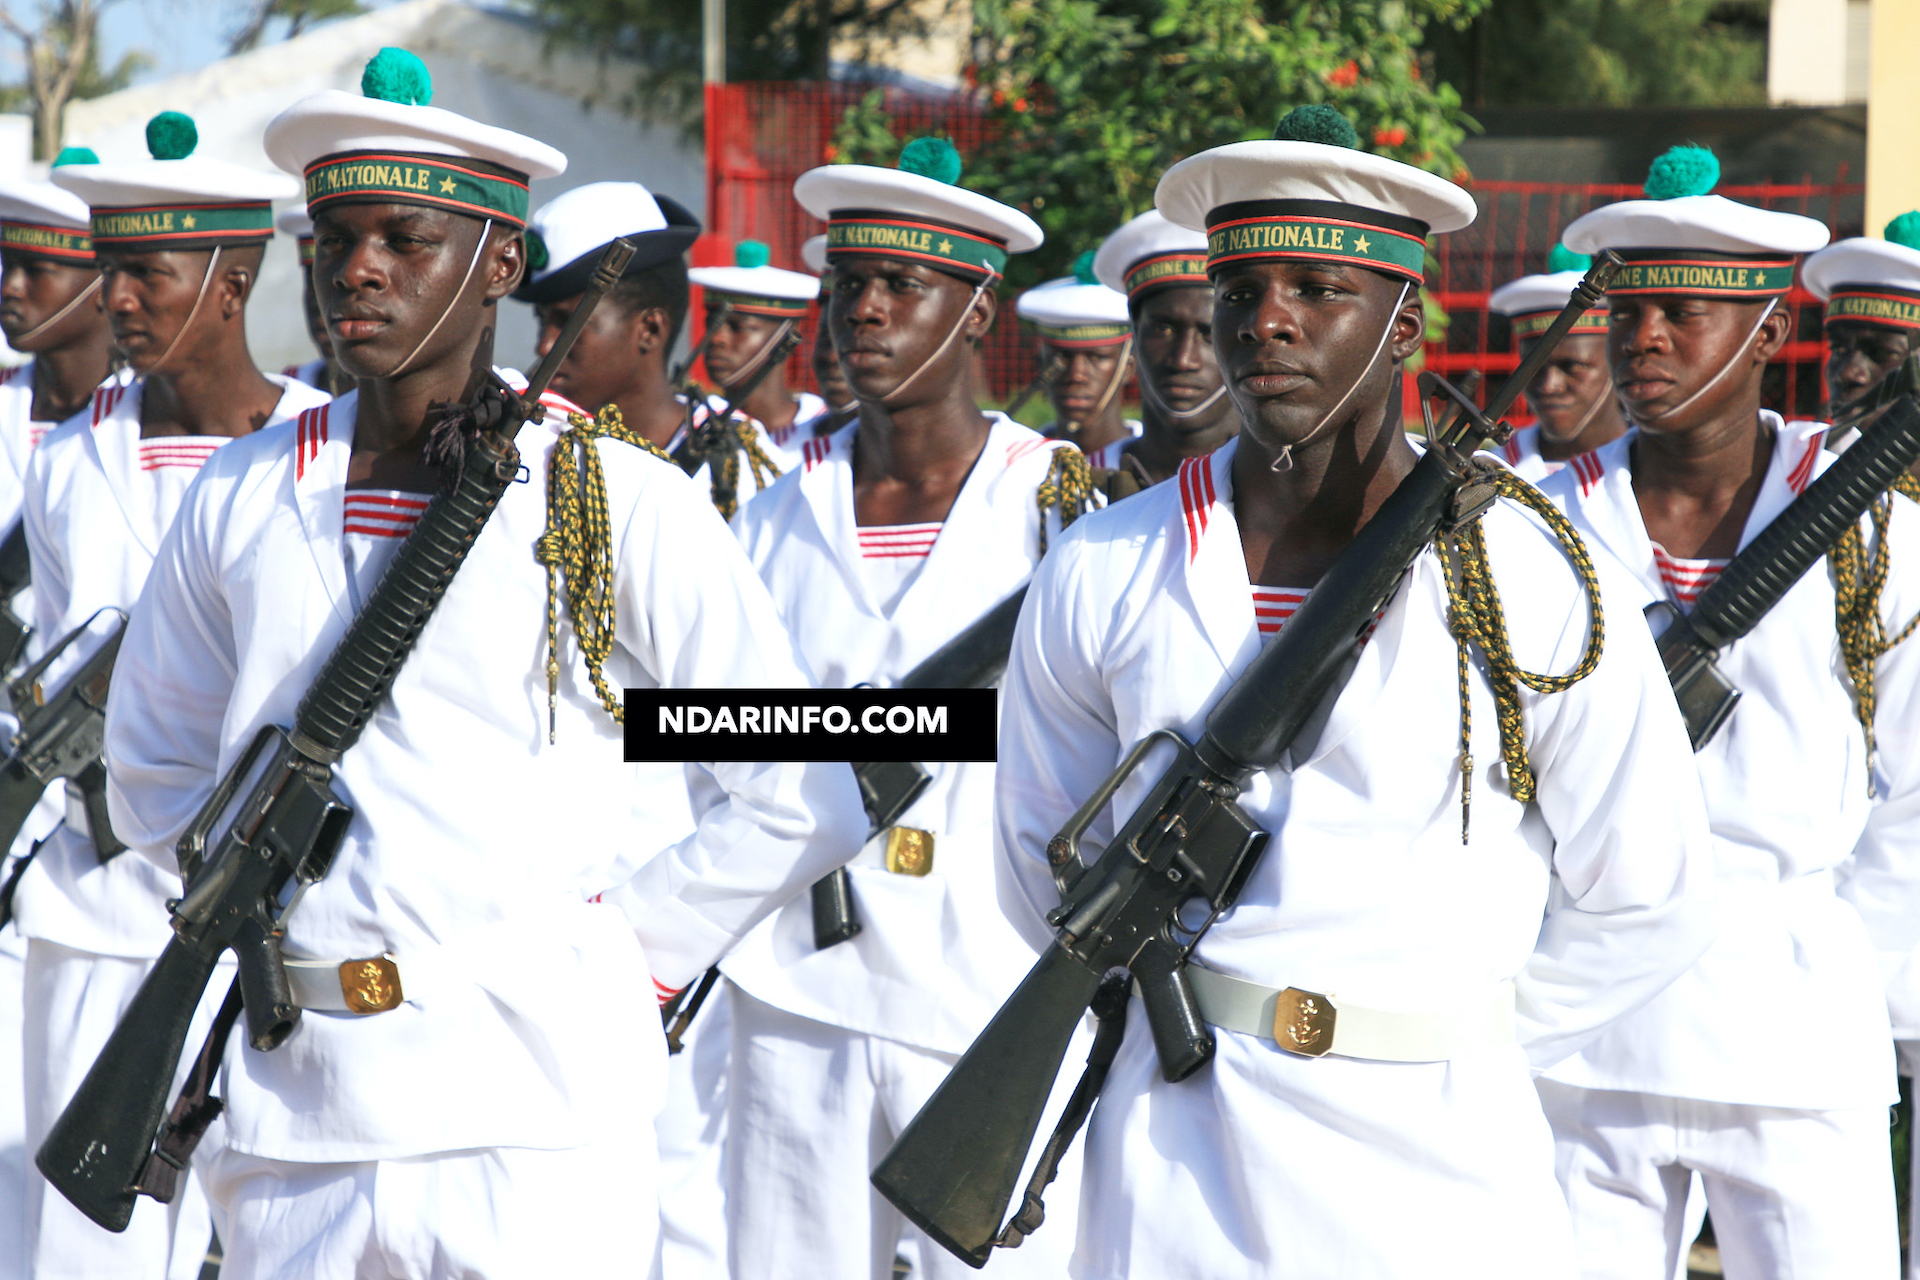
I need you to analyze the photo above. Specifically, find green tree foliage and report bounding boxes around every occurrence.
[835,0,1488,288]
[227,0,369,56]
[526,0,952,125]
[1426,0,1768,109]
[0,0,148,158]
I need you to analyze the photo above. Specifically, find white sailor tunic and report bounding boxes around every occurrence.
[996,436,1716,1280]
[1488,423,1565,483]
[102,373,866,1164]
[1537,413,1920,1110]
[722,413,1086,1053]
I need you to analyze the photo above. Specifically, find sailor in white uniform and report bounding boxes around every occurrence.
[798,234,857,437]
[1804,216,1920,465]
[102,51,864,1280]
[0,143,116,1280]
[14,109,321,1280]
[689,241,824,469]
[721,136,1094,1280]
[1090,210,1238,487]
[1016,254,1142,465]
[274,204,338,395]
[1535,145,1914,1280]
[995,106,1715,1280]
[1485,244,1624,482]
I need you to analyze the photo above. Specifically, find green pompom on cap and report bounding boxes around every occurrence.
[51,146,97,168]
[145,112,197,161]
[1643,145,1719,200]
[1885,211,1920,251]
[1072,249,1098,285]
[897,136,962,186]
[1548,244,1590,273]
[524,228,549,274]
[735,239,771,269]
[362,47,433,106]
[1274,104,1359,150]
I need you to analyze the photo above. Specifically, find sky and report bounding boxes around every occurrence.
[89,0,413,89]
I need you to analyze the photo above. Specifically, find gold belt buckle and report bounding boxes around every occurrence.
[1274,987,1336,1057]
[884,826,935,876]
[339,955,405,1015]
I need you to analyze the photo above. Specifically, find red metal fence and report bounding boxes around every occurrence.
[703,82,1864,420]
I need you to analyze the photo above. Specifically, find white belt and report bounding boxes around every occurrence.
[285,954,422,1015]
[1185,965,1516,1062]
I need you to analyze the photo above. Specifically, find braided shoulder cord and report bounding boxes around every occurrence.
[709,419,783,520]
[1831,492,1920,791]
[1035,445,1094,554]
[1433,469,1607,843]
[1894,470,1920,505]
[534,404,675,741]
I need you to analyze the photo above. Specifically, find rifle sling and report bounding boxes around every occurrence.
[131,979,241,1205]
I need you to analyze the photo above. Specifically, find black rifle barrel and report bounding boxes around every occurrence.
[1687,390,1920,651]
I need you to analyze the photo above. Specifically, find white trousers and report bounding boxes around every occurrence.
[1538,1080,1899,1280]
[655,979,731,1280]
[727,988,1080,1280]
[206,1125,658,1280]
[0,934,26,1280]
[22,938,220,1280]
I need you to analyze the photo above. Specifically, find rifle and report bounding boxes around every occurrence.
[1005,352,1066,423]
[671,321,804,519]
[0,610,126,861]
[869,252,1625,1267]
[810,584,1031,950]
[1654,354,1920,748]
[34,235,640,1234]
[0,521,33,678]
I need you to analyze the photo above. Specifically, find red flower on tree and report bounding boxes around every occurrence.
[1373,126,1407,148]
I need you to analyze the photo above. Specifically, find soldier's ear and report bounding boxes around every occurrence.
[485,229,525,300]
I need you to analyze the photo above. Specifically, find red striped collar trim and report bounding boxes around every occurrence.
[1178,453,1217,562]
[1005,436,1061,468]
[1569,450,1605,497]
[802,434,835,472]
[1503,434,1523,465]
[1786,431,1823,495]
[295,404,330,481]
[91,380,130,427]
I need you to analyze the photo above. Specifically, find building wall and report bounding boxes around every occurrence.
[62,0,703,373]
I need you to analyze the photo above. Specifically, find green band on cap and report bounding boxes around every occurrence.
[1034,322,1131,348]
[1206,214,1426,282]
[705,290,811,318]
[1607,257,1795,298]
[1,221,92,263]
[1512,309,1609,342]
[305,152,530,226]
[826,214,1007,281]
[1825,288,1920,331]
[91,202,273,251]
[1124,252,1209,299]
[297,235,315,267]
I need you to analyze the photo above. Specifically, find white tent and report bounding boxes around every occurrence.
[62,0,704,373]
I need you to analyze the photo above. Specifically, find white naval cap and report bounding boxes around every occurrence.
[689,240,819,316]
[794,137,1041,282]
[1802,215,1920,332]
[514,179,699,304]
[801,233,828,275]
[1487,245,1610,341]
[1091,209,1209,299]
[1157,106,1475,286]
[265,48,565,230]
[275,205,313,239]
[0,147,97,263]
[1562,146,1828,298]
[53,113,297,253]
[1016,252,1132,345]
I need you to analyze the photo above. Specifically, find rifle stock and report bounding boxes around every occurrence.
[0,522,32,677]
[34,938,218,1231]
[875,945,1105,1268]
